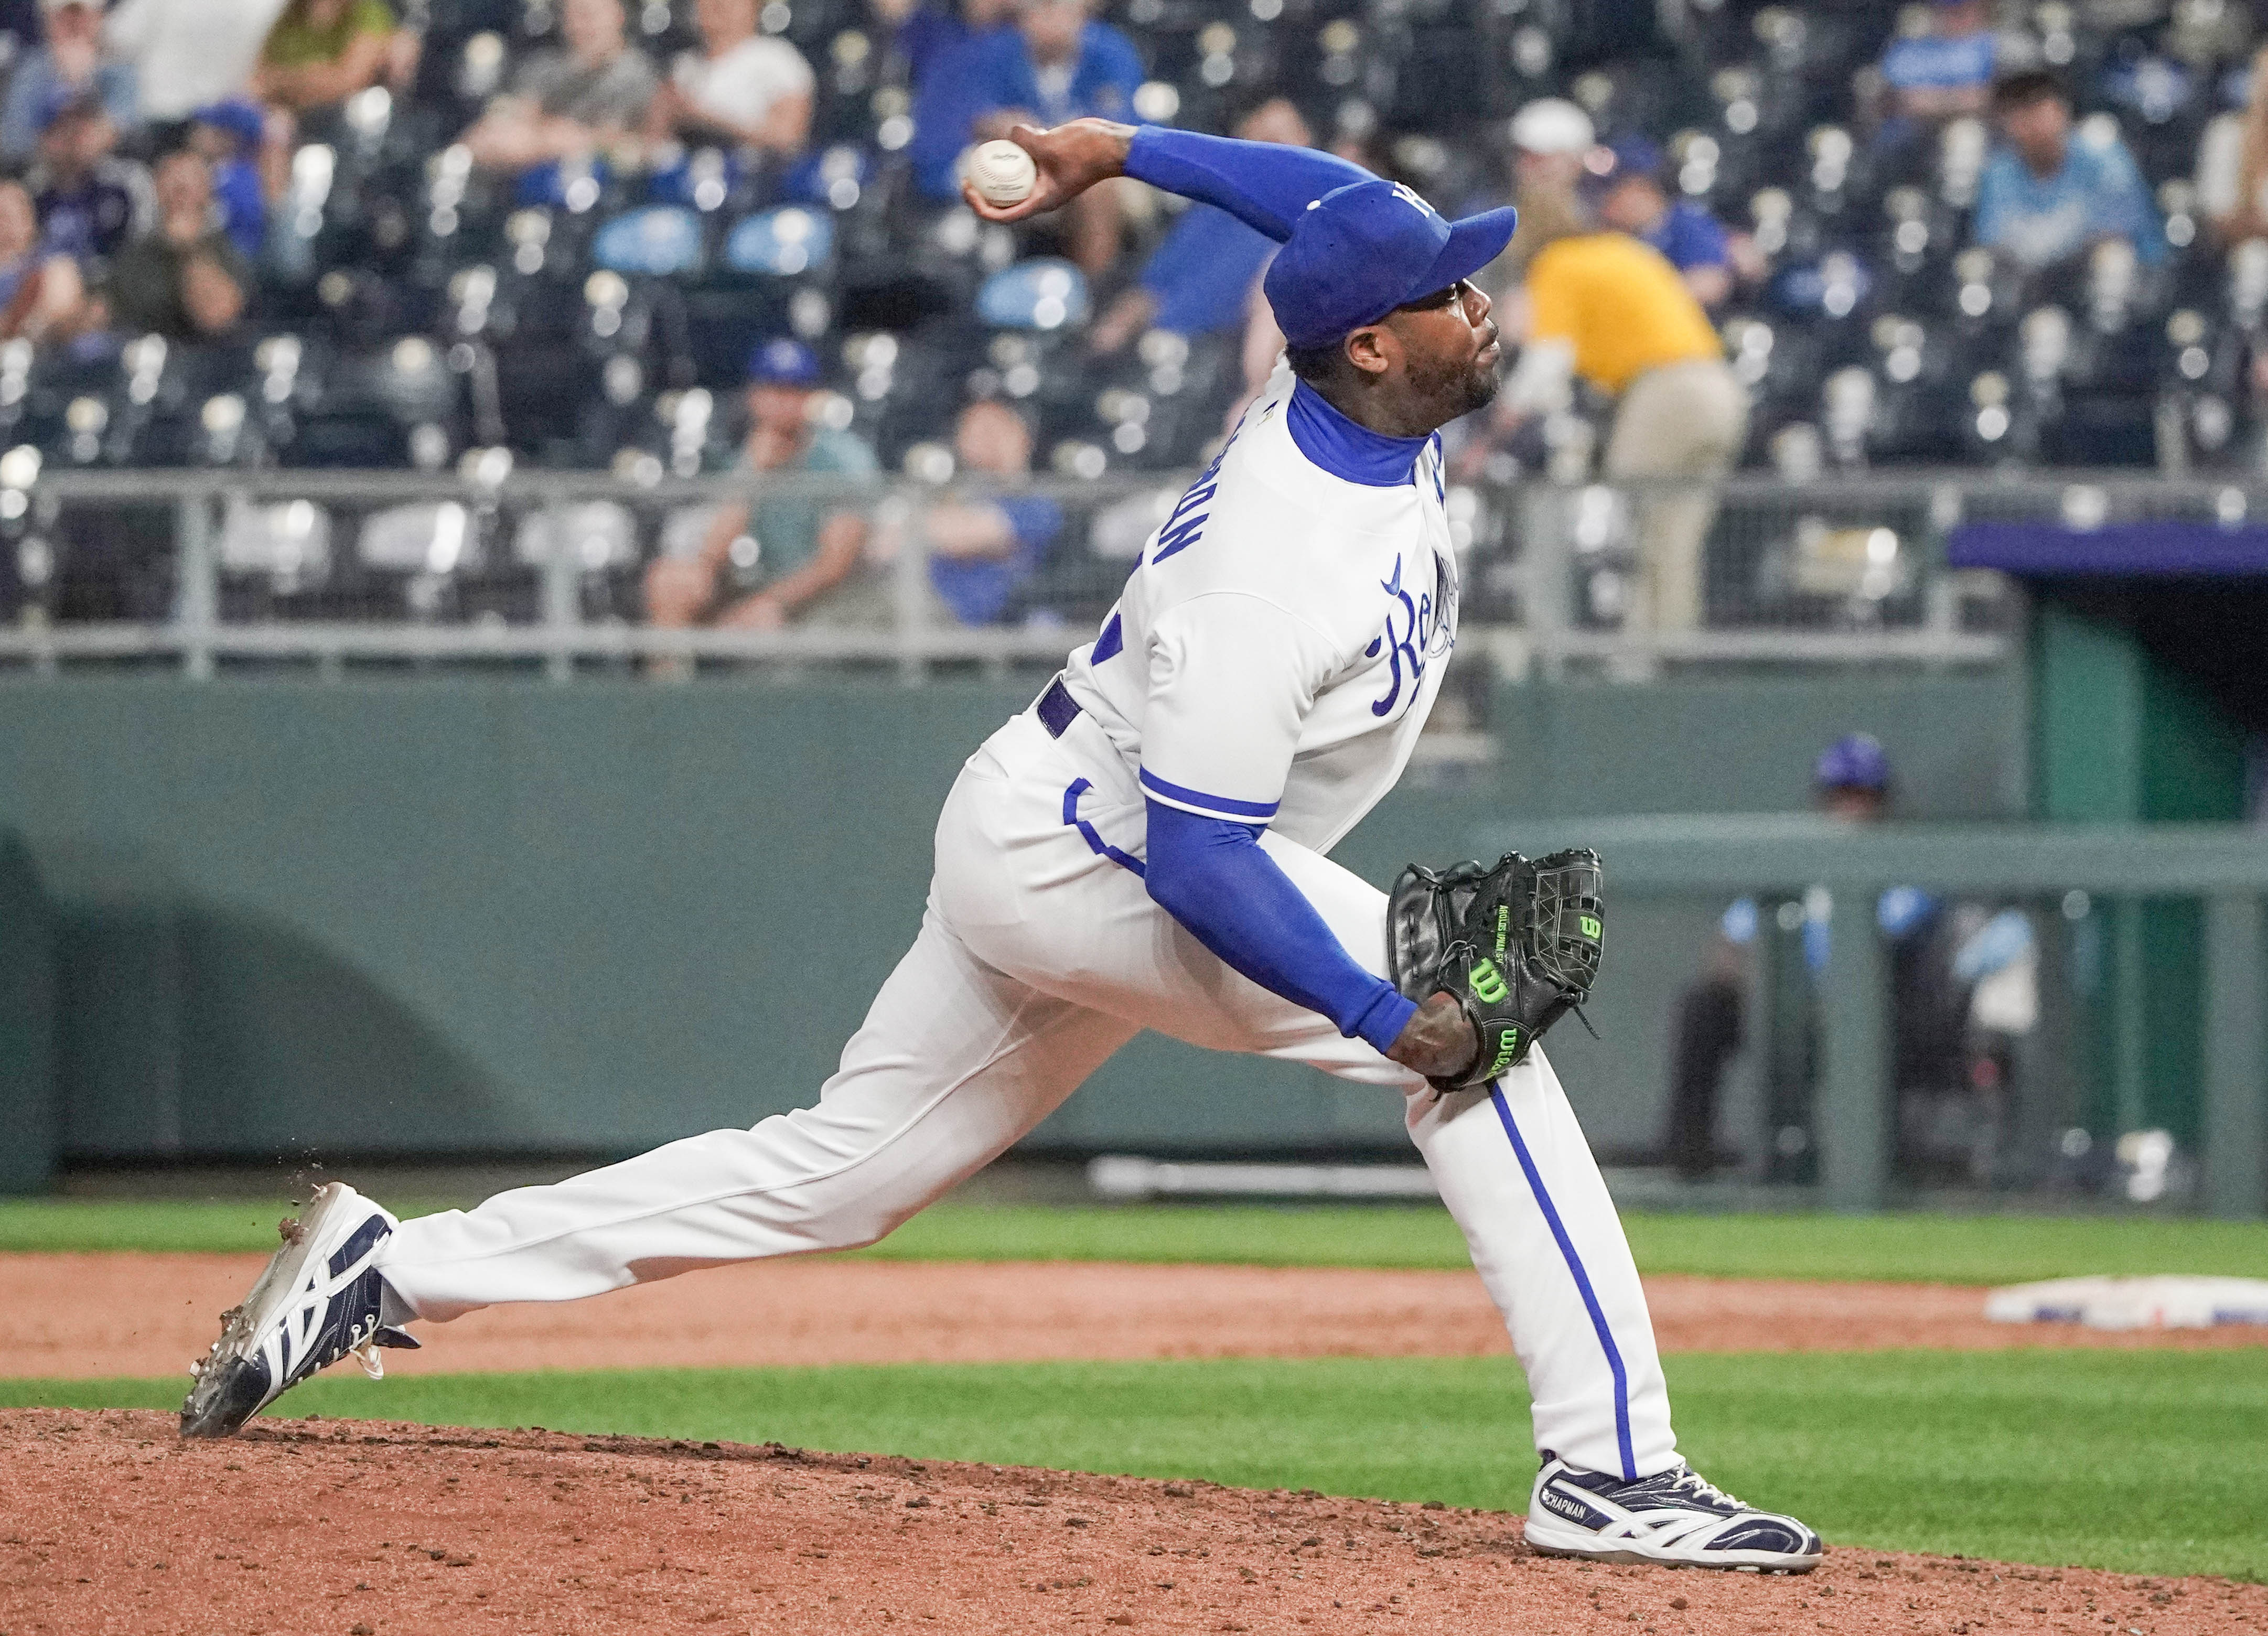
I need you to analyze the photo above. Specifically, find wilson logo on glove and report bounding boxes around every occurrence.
[1385,848,1605,1094]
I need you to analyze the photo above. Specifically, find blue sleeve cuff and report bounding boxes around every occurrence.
[1138,766,1281,821]
[1348,986,1419,1057]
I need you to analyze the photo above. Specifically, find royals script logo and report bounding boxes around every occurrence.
[1366,550,1456,717]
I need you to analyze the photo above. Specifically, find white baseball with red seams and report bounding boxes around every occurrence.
[374,362,1681,1491]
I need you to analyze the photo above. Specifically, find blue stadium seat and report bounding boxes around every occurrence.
[593,206,708,278]
[976,260,1091,331]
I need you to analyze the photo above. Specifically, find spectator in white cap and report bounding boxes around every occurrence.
[1492,95,1594,281]
[1509,96,1594,189]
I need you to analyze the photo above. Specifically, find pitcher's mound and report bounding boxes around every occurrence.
[5,1409,2258,1634]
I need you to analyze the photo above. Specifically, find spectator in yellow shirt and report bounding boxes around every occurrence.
[1490,220,1747,636]
[252,0,396,116]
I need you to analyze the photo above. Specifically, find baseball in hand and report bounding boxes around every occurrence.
[966,139,1039,206]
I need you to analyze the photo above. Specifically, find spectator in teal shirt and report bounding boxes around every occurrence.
[644,339,879,640]
[1974,72,2163,273]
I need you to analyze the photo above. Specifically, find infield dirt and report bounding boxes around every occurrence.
[7,1409,2264,1636]
[7,1256,2263,1378]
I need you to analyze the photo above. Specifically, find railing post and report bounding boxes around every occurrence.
[539,515,580,685]
[886,487,923,686]
[1819,884,1890,1211]
[177,487,218,681]
[2203,891,2267,1220]
[2112,896,2149,1137]
[1517,483,1571,679]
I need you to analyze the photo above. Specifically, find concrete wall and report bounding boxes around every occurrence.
[0,667,2023,1177]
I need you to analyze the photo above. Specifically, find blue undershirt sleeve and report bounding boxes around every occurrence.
[1122,125,1373,243]
[1143,797,1417,1056]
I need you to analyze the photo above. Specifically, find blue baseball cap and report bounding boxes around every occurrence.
[746,337,820,386]
[34,83,103,134]
[191,99,267,150]
[1262,179,1518,352]
[1582,134,1663,196]
[1814,733,1891,794]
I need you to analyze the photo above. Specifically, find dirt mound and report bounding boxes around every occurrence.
[4,1410,2259,1635]
[8,1255,2263,1380]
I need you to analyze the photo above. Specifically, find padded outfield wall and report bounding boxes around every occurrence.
[0,671,2020,1177]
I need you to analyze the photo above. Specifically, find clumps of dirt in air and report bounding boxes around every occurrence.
[5,1409,2262,1635]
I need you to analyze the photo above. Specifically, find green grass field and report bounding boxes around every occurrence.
[9,1197,2264,1579]
[10,1350,2264,1580]
[6,1196,2266,1283]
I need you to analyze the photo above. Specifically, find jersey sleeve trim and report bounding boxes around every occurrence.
[1138,766,1282,820]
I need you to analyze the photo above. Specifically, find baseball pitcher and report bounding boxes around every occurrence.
[182,118,1821,1573]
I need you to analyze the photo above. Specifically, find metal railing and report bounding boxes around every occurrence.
[1481,814,2268,1219]
[9,463,2230,681]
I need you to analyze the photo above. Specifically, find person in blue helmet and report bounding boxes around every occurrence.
[1666,734,1916,1180]
[1667,733,2037,1185]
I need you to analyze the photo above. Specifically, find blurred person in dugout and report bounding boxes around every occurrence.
[1869,0,1998,153]
[1476,156,1747,636]
[643,338,878,659]
[1665,735,2037,1185]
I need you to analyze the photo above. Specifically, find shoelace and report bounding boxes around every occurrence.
[1660,1465,1749,1512]
[348,1331,389,1381]
[328,1313,387,1381]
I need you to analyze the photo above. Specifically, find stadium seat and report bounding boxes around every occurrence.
[593,206,708,279]
[976,261,1091,331]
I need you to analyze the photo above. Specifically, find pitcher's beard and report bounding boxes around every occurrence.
[1409,346,1502,430]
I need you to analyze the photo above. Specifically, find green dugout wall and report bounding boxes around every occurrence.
[2031,605,2250,1148]
[0,671,2020,1187]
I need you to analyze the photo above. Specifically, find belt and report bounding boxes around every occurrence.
[1036,673,1081,738]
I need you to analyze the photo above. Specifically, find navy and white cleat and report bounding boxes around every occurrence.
[1523,1456,1823,1572]
[180,1182,418,1439]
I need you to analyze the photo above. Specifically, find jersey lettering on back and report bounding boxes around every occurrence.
[1151,435,1234,565]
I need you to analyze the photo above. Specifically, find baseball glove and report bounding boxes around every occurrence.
[1384,848,1605,1093]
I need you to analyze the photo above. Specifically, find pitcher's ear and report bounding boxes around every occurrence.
[1344,323,1395,381]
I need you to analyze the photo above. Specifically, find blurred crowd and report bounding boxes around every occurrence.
[3,0,2264,633]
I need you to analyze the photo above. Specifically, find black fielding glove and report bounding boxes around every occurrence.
[1385,848,1605,1093]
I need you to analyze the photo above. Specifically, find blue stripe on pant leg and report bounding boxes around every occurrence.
[1489,1083,1636,1482]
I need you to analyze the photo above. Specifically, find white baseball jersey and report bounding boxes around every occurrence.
[1059,361,1458,854]
[378,359,1680,1492]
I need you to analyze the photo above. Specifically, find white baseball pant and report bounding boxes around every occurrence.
[377,709,1679,1482]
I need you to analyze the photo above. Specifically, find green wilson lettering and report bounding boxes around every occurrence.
[1489,1029,1522,1075]
[1580,914,1602,940]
